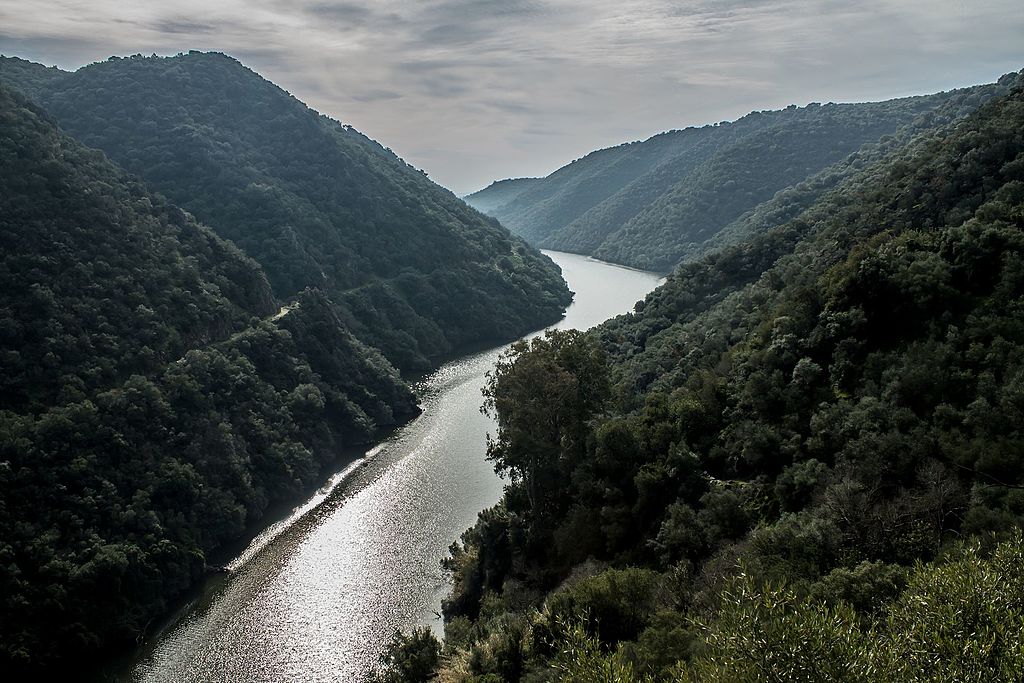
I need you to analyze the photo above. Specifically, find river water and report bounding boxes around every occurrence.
[121,251,663,682]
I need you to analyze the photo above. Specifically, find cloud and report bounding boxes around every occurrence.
[152,19,217,35]
[0,0,1021,194]
[349,88,402,103]
[303,2,378,25]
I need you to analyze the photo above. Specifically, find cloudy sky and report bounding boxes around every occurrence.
[1,1,1021,194]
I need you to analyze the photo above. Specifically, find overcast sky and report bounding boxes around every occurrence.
[1,1,1022,195]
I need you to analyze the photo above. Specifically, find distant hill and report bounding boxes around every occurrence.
[0,84,420,672]
[0,52,572,371]
[463,177,541,214]
[467,128,693,247]
[467,85,1007,272]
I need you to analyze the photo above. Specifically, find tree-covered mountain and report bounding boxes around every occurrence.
[0,52,572,371]
[468,127,703,247]
[467,83,1006,273]
[381,70,1024,681]
[0,84,422,673]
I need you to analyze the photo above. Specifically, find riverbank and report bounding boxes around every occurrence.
[111,252,664,682]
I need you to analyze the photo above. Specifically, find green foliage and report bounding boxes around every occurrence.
[0,56,67,101]
[370,627,442,683]
[809,561,907,616]
[690,572,869,682]
[550,618,649,683]
[0,85,275,412]
[542,568,664,647]
[876,536,1024,681]
[687,536,1024,682]
[0,52,572,371]
[542,536,1024,683]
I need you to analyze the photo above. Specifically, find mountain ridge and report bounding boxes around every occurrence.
[0,51,573,372]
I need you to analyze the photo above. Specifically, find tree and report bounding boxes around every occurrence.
[369,627,441,683]
[482,330,609,524]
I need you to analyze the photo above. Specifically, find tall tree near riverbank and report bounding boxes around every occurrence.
[483,331,609,525]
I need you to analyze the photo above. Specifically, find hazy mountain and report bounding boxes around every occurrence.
[468,84,1007,272]
[463,177,541,214]
[467,127,695,246]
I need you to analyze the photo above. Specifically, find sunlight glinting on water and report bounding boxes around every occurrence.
[127,251,664,682]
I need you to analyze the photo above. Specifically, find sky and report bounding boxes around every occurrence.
[1,1,1022,195]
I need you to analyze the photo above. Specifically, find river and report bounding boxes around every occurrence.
[119,251,663,682]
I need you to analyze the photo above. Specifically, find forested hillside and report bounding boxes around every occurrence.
[0,85,420,672]
[467,82,1007,273]
[0,52,572,371]
[469,127,705,246]
[379,71,1024,681]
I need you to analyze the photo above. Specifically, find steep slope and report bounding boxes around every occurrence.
[594,78,1020,318]
[0,84,275,411]
[417,72,1024,680]
[471,128,698,244]
[538,125,739,254]
[0,85,417,672]
[470,84,1005,273]
[591,94,995,270]
[0,52,572,371]
[463,177,541,214]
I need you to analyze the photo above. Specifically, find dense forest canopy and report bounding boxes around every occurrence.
[0,56,67,101]
[0,85,275,412]
[378,70,1024,682]
[0,52,572,371]
[466,80,1009,273]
